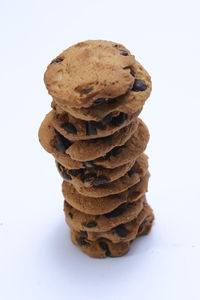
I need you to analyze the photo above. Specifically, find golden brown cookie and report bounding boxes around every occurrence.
[71,229,131,258]
[64,195,145,233]
[39,113,149,169]
[39,110,139,162]
[52,61,151,121]
[69,154,148,197]
[70,206,153,258]
[44,40,137,108]
[62,172,150,215]
[51,109,141,141]
[78,202,154,243]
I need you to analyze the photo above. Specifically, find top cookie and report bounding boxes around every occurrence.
[44,40,137,108]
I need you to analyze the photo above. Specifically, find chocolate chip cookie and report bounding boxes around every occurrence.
[51,61,151,121]
[62,172,150,215]
[44,40,137,108]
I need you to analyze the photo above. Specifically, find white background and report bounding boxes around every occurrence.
[0,0,200,299]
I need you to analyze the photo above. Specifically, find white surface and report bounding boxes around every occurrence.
[0,0,200,299]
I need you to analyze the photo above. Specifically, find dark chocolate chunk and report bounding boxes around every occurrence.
[82,161,95,169]
[102,151,112,160]
[115,225,128,237]
[99,241,111,256]
[92,98,106,106]
[119,49,129,56]
[86,122,97,136]
[85,221,97,228]
[84,87,93,94]
[56,162,62,172]
[111,112,127,127]
[111,145,125,156]
[70,169,83,177]
[77,237,89,246]
[50,58,63,64]
[107,98,117,105]
[62,170,72,181]
[62,122,77,134]
[92,175,108,186]
[132,79,147,92]
[123,66,135,76]
[68,212,73,219]
[102,113,113,123]
[140,216,148,227]
[83,173,96,183]
[105,208,123,218]
[55,130,71,152]
[128,167,137,177]
[80,230,88,238]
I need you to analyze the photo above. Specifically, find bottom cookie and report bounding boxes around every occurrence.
[70,211,154,258]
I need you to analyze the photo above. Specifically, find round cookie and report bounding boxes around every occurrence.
[44,40,137,108]
[52,61,151,121]
[70,213,153,258]
[51,109,141,141]
[77,202,154,243]
[71,229,131,258]
[39,110,139,162]
[70,154,148,197]
[56,158,137,187]
[64,195,145,233]
[62,172,150,215]
[39,113,149,170]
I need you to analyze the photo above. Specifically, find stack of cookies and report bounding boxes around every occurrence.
[39,40,154,258]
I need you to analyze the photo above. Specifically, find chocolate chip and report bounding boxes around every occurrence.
[102,113,113,123]
[132,79,147,92]
[92,175,108,186]
[62,123,77,134]
[123,66,135,76]
[111,145,125,156]
[115,225,128,237]
[82,161,95,169]
[77,237,89,246]
[111,112,127,127]
[104,203,128,218]
[141,216,148,227]
[85,221,97,228]
[80,230,88,238]
[86,122,97,136]
[128,167,137,177]
[105,208,123,218]
[119,49,129,56]
[92,98,106,106]
[102,151,112,160]
[83,173,96,183]
[50,58,63,64]
[68,212,73,219]
[85,87,93,94]
[62,170,72,181]
[107,98,117,105]
[99,241,111,256]
[56,162,62,172]
[54,130,71,152]
[70,169,83,177]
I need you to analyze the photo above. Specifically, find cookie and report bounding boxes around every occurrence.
[70,210,153,258]
[39,110,138,162]
[71,229,131,258]
[51,109,141,141]
[44,40,137,108]
[62,172,150,215]
[75,202,154,243]
[69,154,148,197]
[64,195,145,233]
[39,113,149,170]
[56,158,138,188]
[52,61,151,121]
